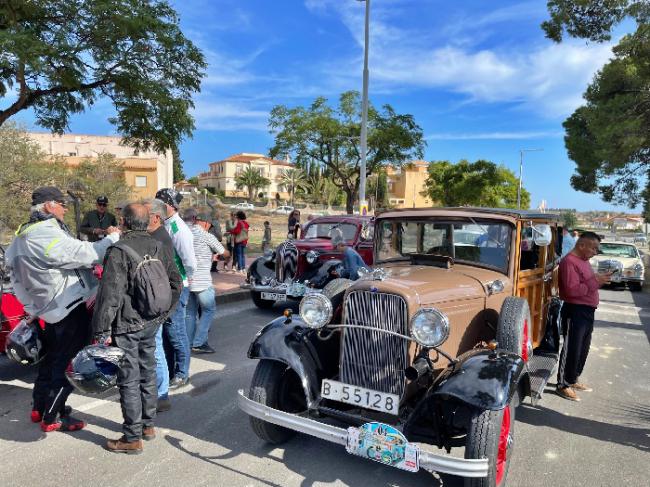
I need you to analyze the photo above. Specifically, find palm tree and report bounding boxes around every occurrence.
[234,167,270,202]
[304,175,326,205]
[279,168,308,207]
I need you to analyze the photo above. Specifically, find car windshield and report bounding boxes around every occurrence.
[377,219,513,273]
[303,222,358,241]
[599,244,638,258]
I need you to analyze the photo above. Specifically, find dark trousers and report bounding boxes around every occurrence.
[557,303,596,388]
[113,324,158,441]
[39,304,91,423]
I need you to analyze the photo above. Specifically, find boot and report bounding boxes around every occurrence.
[106,436,143,454]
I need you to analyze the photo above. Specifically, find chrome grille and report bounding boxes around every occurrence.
[341,291,409,398]
[597,259,623,273]
[276,241,298,283]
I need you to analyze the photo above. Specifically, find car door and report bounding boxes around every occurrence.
[355,221,375,265]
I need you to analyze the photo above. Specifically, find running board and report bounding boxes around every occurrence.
[528,352,559,406]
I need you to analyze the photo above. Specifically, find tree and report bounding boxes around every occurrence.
[561,210,578,229]
[0,0,206,152]
[172,144,186,182]
[234,167,270,202]
[187,176,199,185]
[269,91,426,214]
[423,159,530,209]
[279,168,308,207]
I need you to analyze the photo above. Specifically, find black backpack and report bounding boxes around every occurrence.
[114,242,172,319]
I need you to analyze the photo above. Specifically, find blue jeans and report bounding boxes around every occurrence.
[186,287,217,348]
[234,243,246,270]
[154,324,169,399]
[164,286,190,379]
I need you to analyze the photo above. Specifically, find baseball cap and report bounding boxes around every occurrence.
[32,186,66,206]
[155,188,183,210]
[96,195,109,205]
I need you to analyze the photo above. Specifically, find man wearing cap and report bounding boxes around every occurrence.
[5,186,120,432]
[329,229,370,281]
[183,209,229,354]
[154,188,197,388]
[80,196,118,242]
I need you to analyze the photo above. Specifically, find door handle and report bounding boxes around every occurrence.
[543,273,552,282]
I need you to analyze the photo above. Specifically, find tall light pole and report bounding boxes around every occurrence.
[517,148,543,209]
[357,0,370,215]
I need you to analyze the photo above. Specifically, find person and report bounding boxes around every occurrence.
[230,210,249,274]
[5,186,120,432]
[261,221,272,252]
[556,232,612,402]
[561,227,576,257]
[145,198,176,412]
[329,230,370,281]
[476,226,505,248]
[92,203,181,454]
[183,209,228,353]
[80,195,118,242]
[209,215,223,272]
[572,229,580,239]
[224,212,236,272]
[155,188,197,389]
[287,209,301,239]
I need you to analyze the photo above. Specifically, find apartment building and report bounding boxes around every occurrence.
[385,160,432,208]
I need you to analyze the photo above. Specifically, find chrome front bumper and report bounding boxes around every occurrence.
[239,282,309,298]
[237,390,488,478]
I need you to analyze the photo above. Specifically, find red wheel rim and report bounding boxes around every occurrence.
[496,406,511,485]
[521,318,529,362]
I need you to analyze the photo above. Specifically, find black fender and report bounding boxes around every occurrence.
[304,259,343,288]
[248,315,325,409]
[537,296,562,354]
[431,349,526,410]
[249,253,276,283]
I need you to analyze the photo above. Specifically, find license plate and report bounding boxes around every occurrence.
[321,379,399,415]
[346,422,419,472]
[260,292,286,301]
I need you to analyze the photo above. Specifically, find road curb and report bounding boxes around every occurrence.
[216,288,250,305]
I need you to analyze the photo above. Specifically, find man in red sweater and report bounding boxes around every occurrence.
[557,231,612,401]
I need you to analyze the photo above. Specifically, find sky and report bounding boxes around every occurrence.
[5,0,642,213]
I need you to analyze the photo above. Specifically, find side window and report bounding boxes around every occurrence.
[519,227,541,270]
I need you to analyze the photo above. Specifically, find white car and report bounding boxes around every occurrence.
[272,205,294,215]
[230,202,255,211]
[590,241,645,292]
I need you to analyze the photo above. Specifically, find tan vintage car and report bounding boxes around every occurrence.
[238,207,562,487]
[589,241,644,292]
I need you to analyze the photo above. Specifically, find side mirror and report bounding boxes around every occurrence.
[360,223,373,241]
[532,224,552,247]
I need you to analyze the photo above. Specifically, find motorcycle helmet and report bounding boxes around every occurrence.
[66,345,125,394]
[5,319,45,365]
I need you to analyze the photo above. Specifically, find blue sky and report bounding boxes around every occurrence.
[6,0,641,212]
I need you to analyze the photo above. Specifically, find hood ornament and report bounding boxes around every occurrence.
[358,267,391,281]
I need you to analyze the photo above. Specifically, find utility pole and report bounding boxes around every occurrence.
[358,0,370,216]
[517,148,543,209]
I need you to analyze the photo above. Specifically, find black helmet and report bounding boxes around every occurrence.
[66,345,125,394]
[5,320,45,365]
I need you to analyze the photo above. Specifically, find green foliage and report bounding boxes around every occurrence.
[561,210,578,228]
[424,159,530,209]
[0,0,206,152]
[172,144,186,182]
[279,168,308,206]
[187,176,199,185]
[234,167,270,202]
[71,154,132,216]
[269,91,425,213]
[368,170,389,207]
[563,24,650,207]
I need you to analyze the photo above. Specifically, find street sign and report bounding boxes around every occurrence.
[359,200,369,216]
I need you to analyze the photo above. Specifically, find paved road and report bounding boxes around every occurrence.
[0,288,648,487]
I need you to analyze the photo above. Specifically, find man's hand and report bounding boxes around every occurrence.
[222,250,231,259]
[106,226,120,235]
[93,228,104,235]
[596,271,613,285]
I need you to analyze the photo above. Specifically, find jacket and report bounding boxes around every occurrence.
[80,210,118,242]
[6,217,118,323]
[164,212,196,285]
[230,220,249,245]
[91,231,182,337]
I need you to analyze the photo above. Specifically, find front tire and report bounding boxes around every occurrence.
[251,291,275,309]
[629,282,643,292]
[249,360,307,444]
[497,297,531,362]
[464,404,515,487]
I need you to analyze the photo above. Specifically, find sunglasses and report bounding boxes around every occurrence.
[97,203,107,207]
[53,200,67,208]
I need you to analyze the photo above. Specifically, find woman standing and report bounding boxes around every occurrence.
[230,211,250,274]
[224,211,236,272]
[287,209,301,239]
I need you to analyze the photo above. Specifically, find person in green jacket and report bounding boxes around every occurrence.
[80,195,118,242]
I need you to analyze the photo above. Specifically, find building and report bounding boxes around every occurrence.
[29,132,174,199]
[198,153,293,199]
[385,160,432,208]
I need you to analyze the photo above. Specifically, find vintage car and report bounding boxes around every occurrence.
[243,215,374,308]
[589,241,645,292]
[238,207,564,487]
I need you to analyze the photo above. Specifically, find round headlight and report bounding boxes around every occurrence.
[410,308,450,348]
[305,250,319,264]
[633,263,643,271]
[299,293,333,329]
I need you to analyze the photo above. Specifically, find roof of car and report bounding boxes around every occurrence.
[377,206,560,221]
[305,215,373,224]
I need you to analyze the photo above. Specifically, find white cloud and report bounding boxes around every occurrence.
[425,130,563,141]
[192,97,269,131]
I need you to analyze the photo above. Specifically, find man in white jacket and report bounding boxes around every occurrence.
[6,186,120,432]
[155,188,196,388]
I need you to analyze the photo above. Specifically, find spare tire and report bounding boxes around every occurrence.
[497,297,531,362]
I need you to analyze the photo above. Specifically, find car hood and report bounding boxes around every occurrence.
[348,264,503,306]
[590,255,641,268]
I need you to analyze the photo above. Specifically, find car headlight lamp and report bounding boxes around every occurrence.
[305,250,319,265]
[299,293,332,329]
[410,308,450,348]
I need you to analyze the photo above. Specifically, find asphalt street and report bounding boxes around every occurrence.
[0,288,648,487]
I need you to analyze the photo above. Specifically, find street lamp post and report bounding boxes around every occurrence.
[357,0,370,215]
[517,148,543,209]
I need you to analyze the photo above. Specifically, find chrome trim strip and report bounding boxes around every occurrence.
[237,390,488,478]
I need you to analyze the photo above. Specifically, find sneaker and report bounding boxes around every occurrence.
[32,405,72,423]
[41,415,85,432]
[106,436,143,455]
[169,376,189,390]
[191,344,216,354]
[142,426,156,441]
[157,398,171,413]
[570,382,593,392]
[556,386,581,402]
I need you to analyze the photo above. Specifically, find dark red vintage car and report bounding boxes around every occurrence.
[244,215,374,308]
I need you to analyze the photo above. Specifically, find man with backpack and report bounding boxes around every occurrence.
[92,203,181,454]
